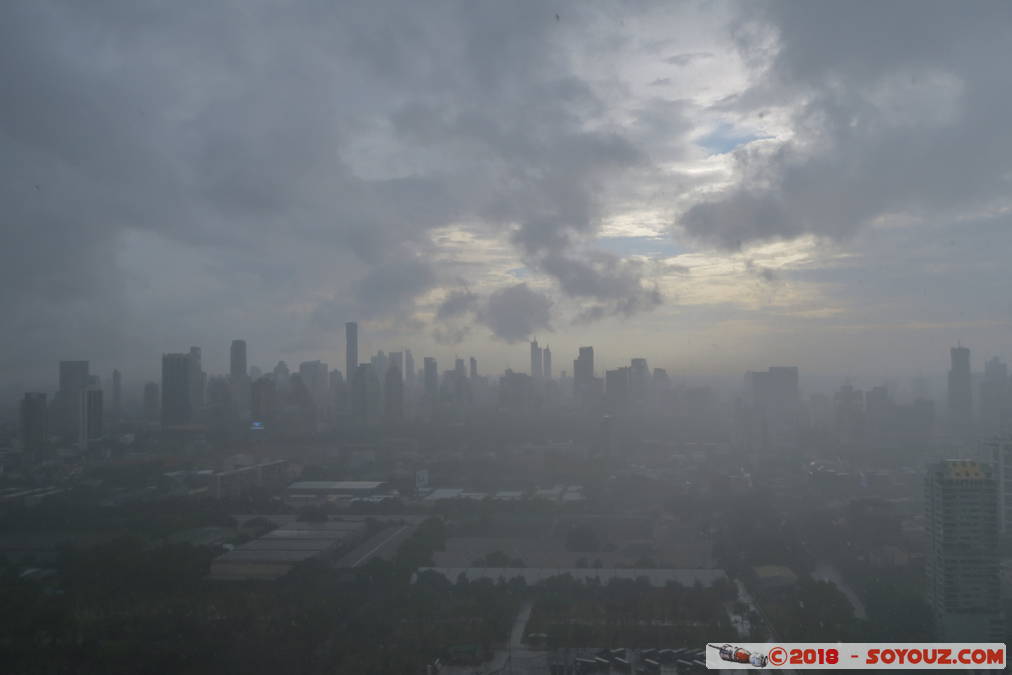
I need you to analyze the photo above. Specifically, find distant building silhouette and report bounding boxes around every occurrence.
[84,388,103,441]
[346,322,358,380]
[161,353,192,427]
[57,360,89,437]
[423,357,438,397]
[979,357,1009,437]
[384,365,404,423]
[629,358,649,403]
[405,350,415,388]
[948,346,973,438]
[469,356,478,379]
[530,339,542,378]
[111,369,122,420]
[573,346,594,403]
[926,460,1002,640]
[251,376,277,425]
[543,346,552,380]
[230,340,247,380]
[351,363,381,426]
[189,346,205,413]
[605,367,630,412]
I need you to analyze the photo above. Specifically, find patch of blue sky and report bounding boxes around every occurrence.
[696,121,771,155]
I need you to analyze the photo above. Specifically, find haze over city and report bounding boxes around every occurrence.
[4,1,1012,674]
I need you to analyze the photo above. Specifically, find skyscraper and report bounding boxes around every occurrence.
[530,339,543,378]
[979,357,1009,437]
[346,322,358,380]
[388,351,403,381]
[19,393,47,461]
[573,346,594,401]
[605,367,630,412]
[948,346,973,438]
[230,340,247,380]
[542,346,552,380]
[384,364,404,423]
[469,356,478,379]
[630,358,649,402]
[925,460,1002,640]
[57,360,89,436]
[299,360,330,416]
[423,357,438,397]
[161,353,192,427]
[985,437,1012,538]
[351,363,381,426]
[404,350,415,387]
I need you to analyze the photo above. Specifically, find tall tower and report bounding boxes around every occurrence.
[230,340,247,381]
[423,357,438,397]
[161,353,192,427]
[189,346,204,413]
[58,360,89,436]
[926,460,1002,640]
[530,339,543,378]
[574,346,594,400]
[948,346,973,438]
[542,346,552,380]
[111,369,122,420]
[346,322,359,381]
[469,356,478,379]
[405,350,415,387]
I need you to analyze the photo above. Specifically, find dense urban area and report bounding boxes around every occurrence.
[2,327,1010,672]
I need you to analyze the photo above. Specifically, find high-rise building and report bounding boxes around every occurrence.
[404,350,415,388]
[985,437,1012,538]
[530,340,543,378]
[19,393,47,460]
[925,460,1002,640]
[423,357,438,397]
[542,346,552,380]
[948,346,973,438]
[230,340,247,381]
[573,347,594,401]
[161,353,192,427]
[384,365,404,423]
[189,346,205,413]
[57,360,89,435]
[388,352,403,381]
[980,357,1009,437]
[299,360,330,416]
[111,369,122,420]
[346,322,358,381]
[469,356,478,379]
[330,369,348,416]
[351,363,381,425]
[273,361,290,395]
[143,382,160,422]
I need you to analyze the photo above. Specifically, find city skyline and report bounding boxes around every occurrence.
[3,2,1012,393]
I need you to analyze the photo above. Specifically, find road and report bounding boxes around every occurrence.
[335,524,415,568]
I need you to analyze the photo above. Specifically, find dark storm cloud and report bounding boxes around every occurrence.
[480,284,553,344]
[0,0,668,385]
[436,289,480,321]
[680,0,1012,249]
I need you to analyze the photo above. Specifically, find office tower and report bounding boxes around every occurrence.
[299,360,330,414]
[630,358,649,402]
[346,322,358,380]
[388,352,403,381]
[605,367,630,411]
[351,363,381,425]
[925,460,1002,640]
[542,346,552,380]
[143,382,160,421]
[230,340,247,380]
[948,346,973,438]
[251,376,277,424]
[454,358,466,377]
[423,357,438,397]
[980,357,1009,437]
[530,339,543,378]
[57,360,89,435]
[187,346,204,414]
[469,356,478,379]
[273,361,290,395]
[985,438,1012,538]
[384,364,404,423]
[161,353,192,427]
[19,393,47,460]
[84,389,103,441]
[573,346,594,400]
[404,350,415,387]
[330,369,348,415]
[111,369,122,420]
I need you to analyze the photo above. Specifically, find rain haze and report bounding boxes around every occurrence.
[2,1,1012,673]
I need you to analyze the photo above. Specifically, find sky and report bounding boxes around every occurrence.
[3,0,1012,396]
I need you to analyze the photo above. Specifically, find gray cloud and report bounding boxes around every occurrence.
[663,51,714,67]
[480,283,553,343]
[680,0,1012,249]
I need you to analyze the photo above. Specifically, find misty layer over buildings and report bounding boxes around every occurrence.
[3,1,1012,672]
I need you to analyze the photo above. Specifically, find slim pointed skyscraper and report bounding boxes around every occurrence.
[530,339,543,378]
